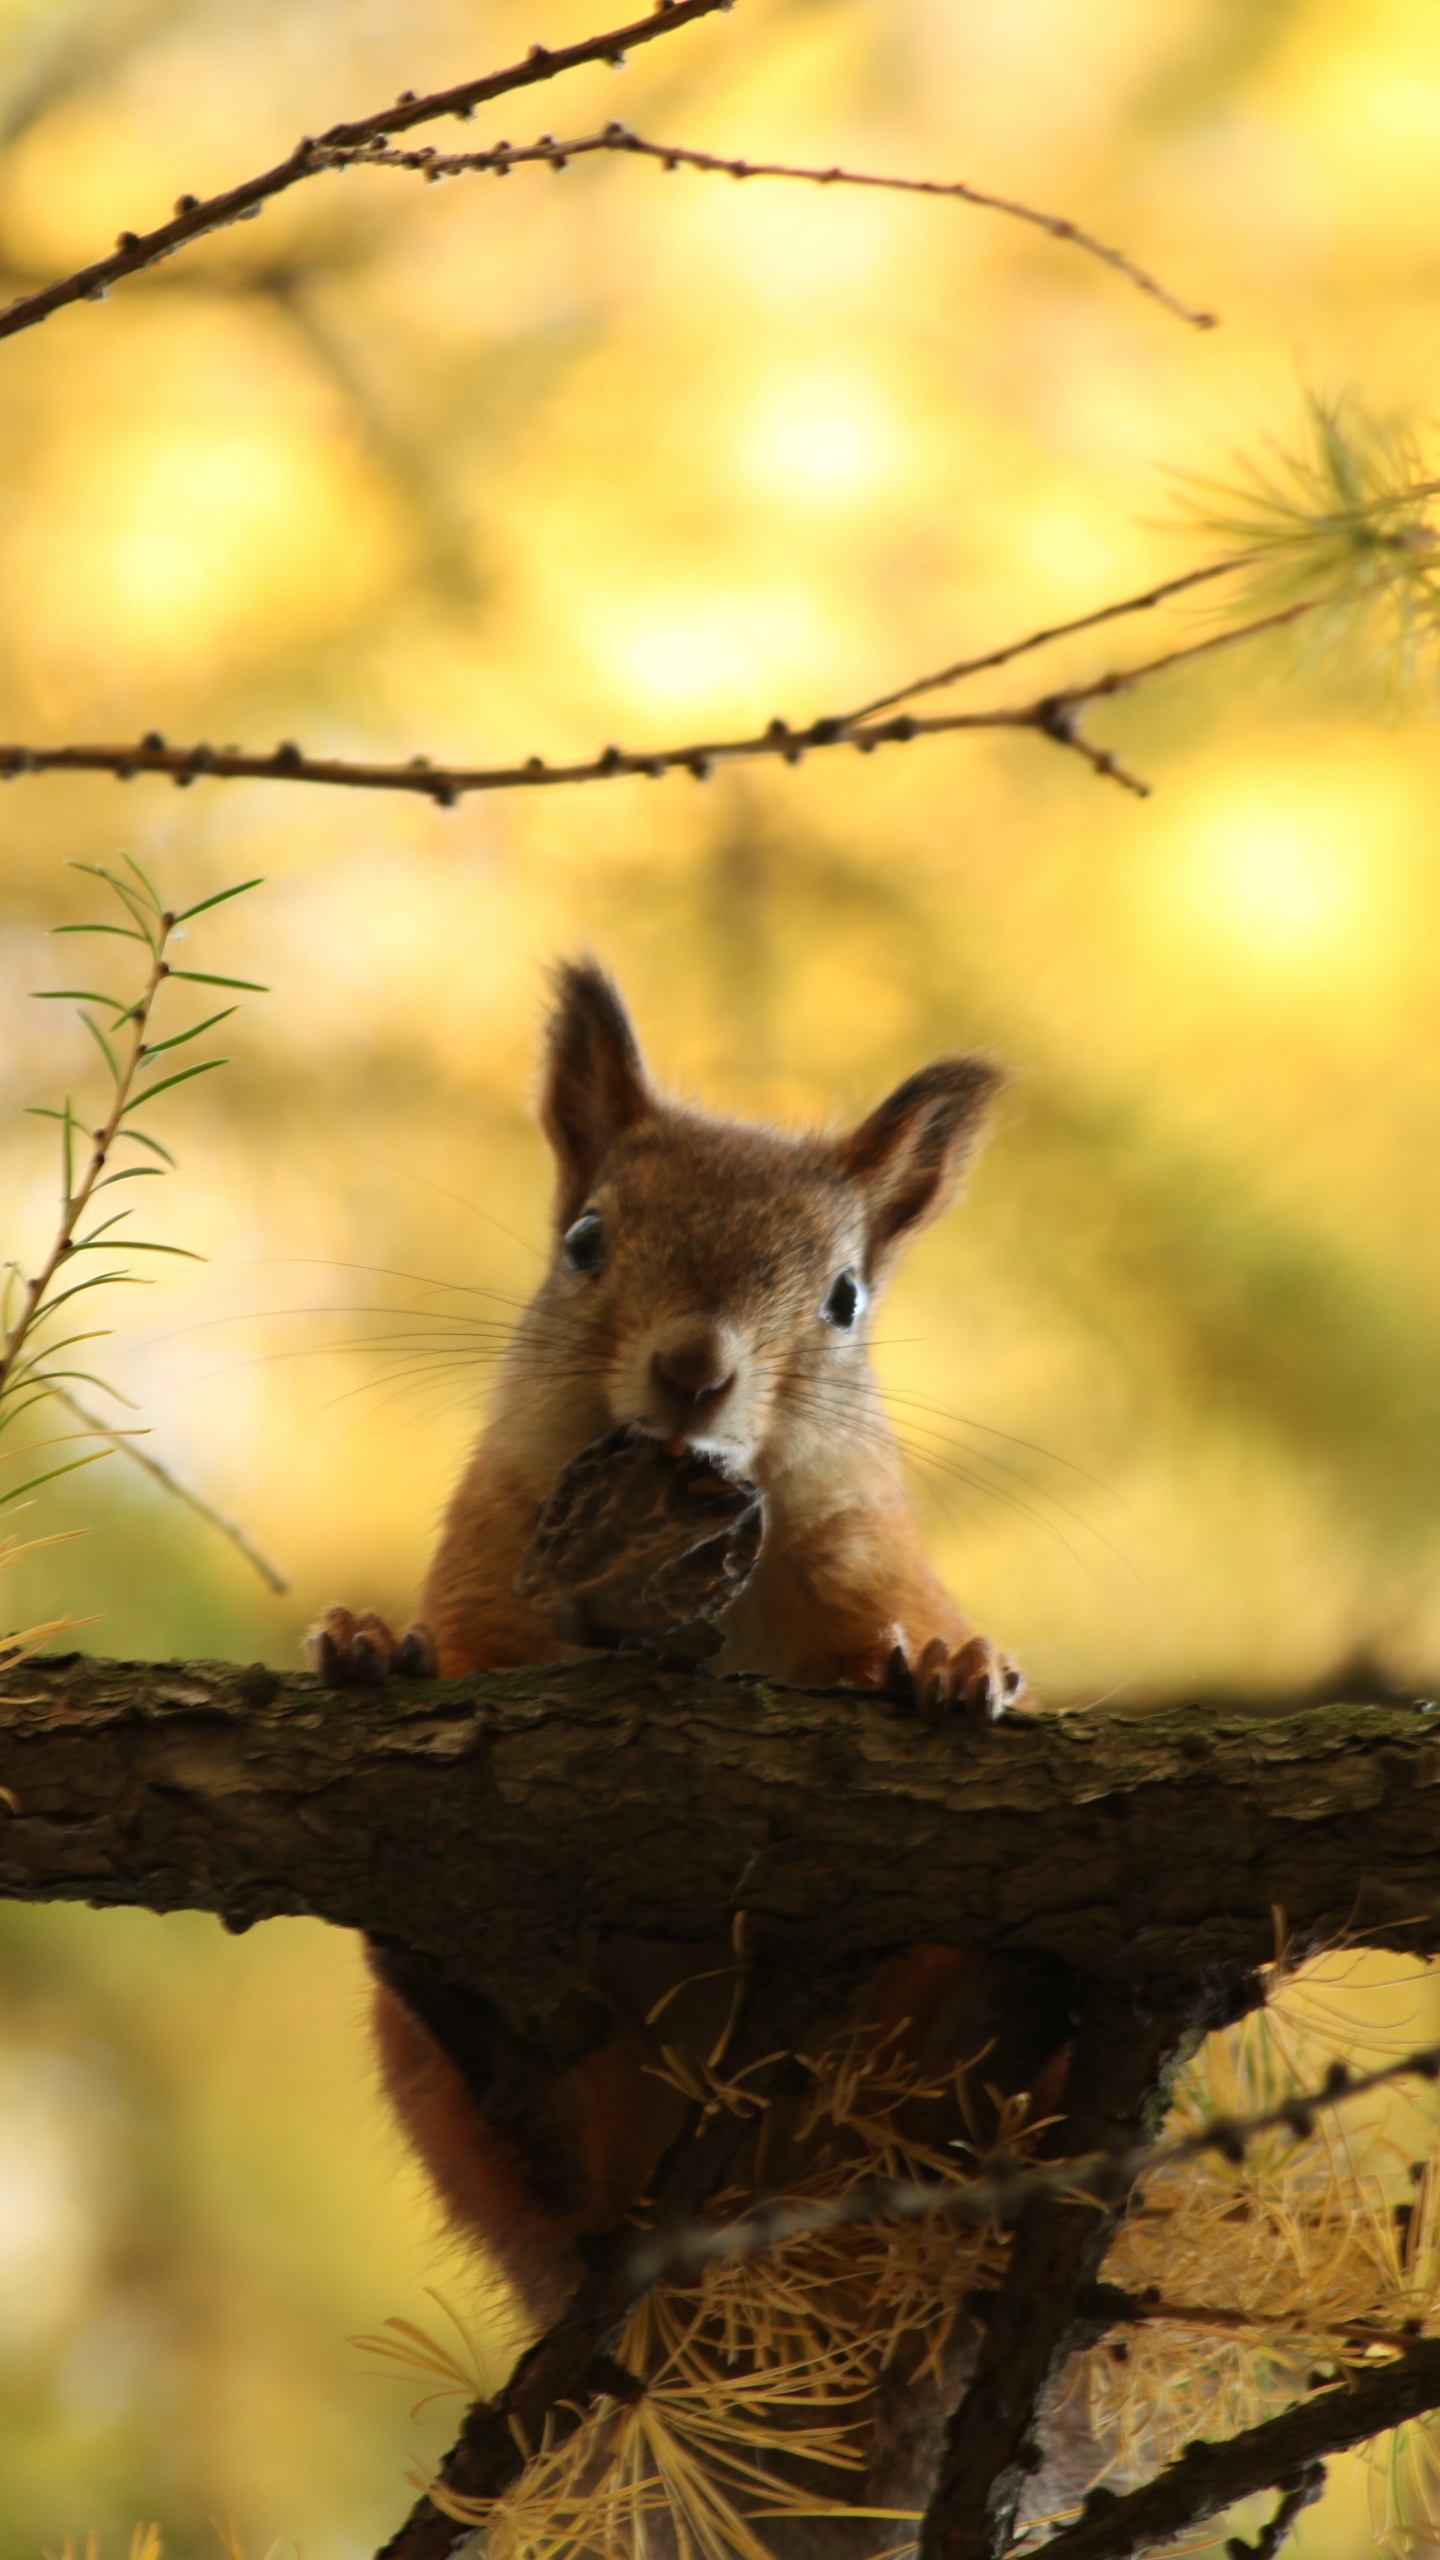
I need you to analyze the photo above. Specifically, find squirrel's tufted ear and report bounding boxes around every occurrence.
[835,1056,1006,1277]
[541,961,654,1224]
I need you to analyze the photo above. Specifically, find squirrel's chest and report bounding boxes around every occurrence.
[713,1511,897,1684]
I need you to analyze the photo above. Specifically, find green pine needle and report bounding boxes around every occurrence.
[1185,390,1440,687]
[2,863,279,1594]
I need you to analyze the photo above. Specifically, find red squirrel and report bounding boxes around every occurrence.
[310,963,1031,2325]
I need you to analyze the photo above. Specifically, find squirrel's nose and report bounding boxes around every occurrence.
[651,1326,736,1408]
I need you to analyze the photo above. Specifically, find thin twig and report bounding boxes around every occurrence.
[0,951,168,1406]
[1226,2467,1328,2560]
[625,2032,1440,2288]
[0,0,732,345]
[316,121,1216,329]
[1081,2282,1433,2359]
[49,1387,289,1593]
[1031,2347,1440,2560]
[0,594,1324,813]
[837,555,1250,724]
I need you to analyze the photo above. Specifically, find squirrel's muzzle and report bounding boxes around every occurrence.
[647,1319,739,1432]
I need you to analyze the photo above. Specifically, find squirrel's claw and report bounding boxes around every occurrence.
[887,1630,1025,1725]
[307,1605,438,1687]
[948,1633,1025,1724]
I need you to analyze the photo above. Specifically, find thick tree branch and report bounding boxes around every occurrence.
[2,1654,1439,2043]
[5,1652,1437,2559]
[0,0,731,345]
[920,1985,1202,2560]
[319,123,1214,329]
[0,597,1321,811]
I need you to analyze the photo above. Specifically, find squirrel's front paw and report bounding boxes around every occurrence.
[306,1605,438,1687]
[886,1631,1024,1726]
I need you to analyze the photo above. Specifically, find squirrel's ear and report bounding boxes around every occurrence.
[542,962,654,1223]
[836,1056,1006,1276]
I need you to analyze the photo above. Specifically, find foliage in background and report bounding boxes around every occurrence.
[0,0,1439,2550]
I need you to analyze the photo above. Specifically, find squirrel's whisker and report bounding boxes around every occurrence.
[311,962,1052,2509]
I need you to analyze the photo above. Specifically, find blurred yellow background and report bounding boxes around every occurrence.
[2,0,1440,2548]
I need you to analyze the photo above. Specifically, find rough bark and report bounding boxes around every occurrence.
[1033,2341,1440,2560]
[6,1650,1440,2559]
[1,1654,1437,2054]
[921,1982,1206,2560]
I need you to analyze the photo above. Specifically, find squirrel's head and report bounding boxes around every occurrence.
[531,961,1004,1482]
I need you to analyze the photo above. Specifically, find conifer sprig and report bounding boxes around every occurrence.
[0,859,272,1570]
[1185,391,1440,683]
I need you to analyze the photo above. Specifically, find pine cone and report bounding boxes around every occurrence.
[515,1425,764,1647]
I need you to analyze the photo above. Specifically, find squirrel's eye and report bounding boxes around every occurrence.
[562,1210,607,1276]
[821,1267,865,1330]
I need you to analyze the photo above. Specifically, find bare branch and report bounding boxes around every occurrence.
[316,121,1216,330]
[1032,2349,1440,2560]
[0,0,732,345]
[7,1656,1440,2046]
[1013,599,1322,794]
[1230,2468,1329,2560]
[48,1387,289,1593]
[627,2033,1440,2289]
[838,556,1249,724]
[921,1986,1196,2560]
[1079,2283,1435,2360]
[0,594,1324,812]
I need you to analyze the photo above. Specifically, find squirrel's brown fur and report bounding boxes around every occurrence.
[312,963,1028,2325]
